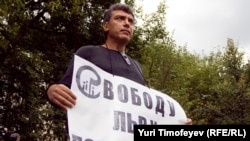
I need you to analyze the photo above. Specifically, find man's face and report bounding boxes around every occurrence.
[103,10,135,42]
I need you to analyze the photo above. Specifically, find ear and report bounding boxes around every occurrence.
[102,22,109,32]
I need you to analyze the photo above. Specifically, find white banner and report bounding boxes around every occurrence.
[67,55,187,141]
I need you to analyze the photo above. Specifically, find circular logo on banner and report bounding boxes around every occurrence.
[76,66,101,98]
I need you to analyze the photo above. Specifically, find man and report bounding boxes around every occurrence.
[47,3,192,125]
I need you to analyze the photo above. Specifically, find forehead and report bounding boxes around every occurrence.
[111,10,134,19]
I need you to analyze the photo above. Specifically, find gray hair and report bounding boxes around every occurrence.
[103,3,135,22]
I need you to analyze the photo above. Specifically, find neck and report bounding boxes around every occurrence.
[103,38,127,53]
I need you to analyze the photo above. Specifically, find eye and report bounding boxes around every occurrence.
[128,18,134,24]
[115,16,124,20]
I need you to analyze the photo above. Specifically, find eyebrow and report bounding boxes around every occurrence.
[114,14,134,22]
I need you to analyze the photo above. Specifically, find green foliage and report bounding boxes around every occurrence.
[183,39,250,124]
[135,1,250,125]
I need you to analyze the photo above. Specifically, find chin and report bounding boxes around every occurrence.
[120,36,131,42]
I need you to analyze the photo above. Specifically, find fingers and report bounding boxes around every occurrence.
[47,84,77,110]
[53,98,68,111]
[185,118,192,125]
[54,89,74,108]
[57,84,76,106]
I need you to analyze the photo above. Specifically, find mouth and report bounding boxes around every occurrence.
[120,29,131,35]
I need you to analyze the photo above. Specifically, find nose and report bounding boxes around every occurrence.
[124,19,130,27]
[124,18,134,28]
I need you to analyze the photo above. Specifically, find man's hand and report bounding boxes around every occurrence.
[185,118,192,125]
[47,84,77,110]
